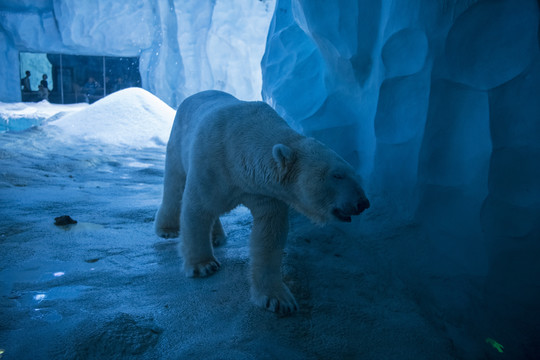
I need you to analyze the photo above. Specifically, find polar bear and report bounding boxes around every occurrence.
[155,90,369,315]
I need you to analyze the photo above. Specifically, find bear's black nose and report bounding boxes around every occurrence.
[356,198,370,213]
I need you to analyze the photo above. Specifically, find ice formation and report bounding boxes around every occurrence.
[262,0,540,354]
[0,0,275,107]
[0,100,87,132]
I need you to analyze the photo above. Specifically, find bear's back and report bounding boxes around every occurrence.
[178,90,240,126]
[177,90,291,141]
[169,90,303,189]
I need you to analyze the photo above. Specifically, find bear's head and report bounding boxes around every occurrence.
[272,139,370,224]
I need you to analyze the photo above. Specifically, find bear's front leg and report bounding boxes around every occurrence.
[246,197,298,315]
[180,192,221,277]
[212,218,227,247]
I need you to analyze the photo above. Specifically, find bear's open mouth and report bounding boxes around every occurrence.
[332,208,352,223]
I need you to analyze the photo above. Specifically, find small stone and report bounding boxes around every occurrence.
[54,215,78,226]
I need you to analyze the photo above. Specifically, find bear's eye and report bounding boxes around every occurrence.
[332,173,345,180]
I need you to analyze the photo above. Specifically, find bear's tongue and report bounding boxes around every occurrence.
[332,209,352,223]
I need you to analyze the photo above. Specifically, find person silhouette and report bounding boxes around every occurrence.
[113,76,126,92]
[21,70,32,92]
[83,76,100,95]
[38,74,49,100]
[82,76,101,103]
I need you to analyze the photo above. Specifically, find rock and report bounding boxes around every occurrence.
[54,215,77,226]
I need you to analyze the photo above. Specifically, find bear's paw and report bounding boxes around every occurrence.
[155,227,179,239]
[184,258,221,278]
[251,283,298,316]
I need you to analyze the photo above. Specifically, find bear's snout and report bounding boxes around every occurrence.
[356,198,370,213]
[332,197,370,222]
[347,197,370,216]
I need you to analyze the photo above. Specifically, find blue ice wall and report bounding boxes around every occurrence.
[0,0,274,106]
[262,0,540,348]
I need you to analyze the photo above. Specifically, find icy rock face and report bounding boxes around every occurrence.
[444,0,538,90]
[0,0,274,106]
[262,0,378,175]
[53,0,154,55]
[262,0,540,340]
[0,31,20,103]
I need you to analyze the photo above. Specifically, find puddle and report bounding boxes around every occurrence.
[80,181,111,188]
[32,308,63,323]
[127,161,152,168]
[56,222,105,231]
[14,285,91,307]
[12,285,92,323]
[0,261,94,296]
[29,285,90,323]
[33,285,91,302]
[1,264,68,286]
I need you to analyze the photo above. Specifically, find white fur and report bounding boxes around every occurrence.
[155,90,369,314]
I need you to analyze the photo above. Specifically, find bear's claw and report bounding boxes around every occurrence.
[251,283,298,316]
[185,259,221,278]
[156,227,179,239]
[264,296,298,315]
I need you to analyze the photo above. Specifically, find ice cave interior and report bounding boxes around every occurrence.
[0,0,539,358]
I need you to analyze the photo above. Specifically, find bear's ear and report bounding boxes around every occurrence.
[272,144,294,177]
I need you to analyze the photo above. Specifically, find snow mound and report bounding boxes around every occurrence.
[48,87,175,148]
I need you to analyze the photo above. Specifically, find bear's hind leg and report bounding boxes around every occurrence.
[180,193,221,277]
[155,158,185,238]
